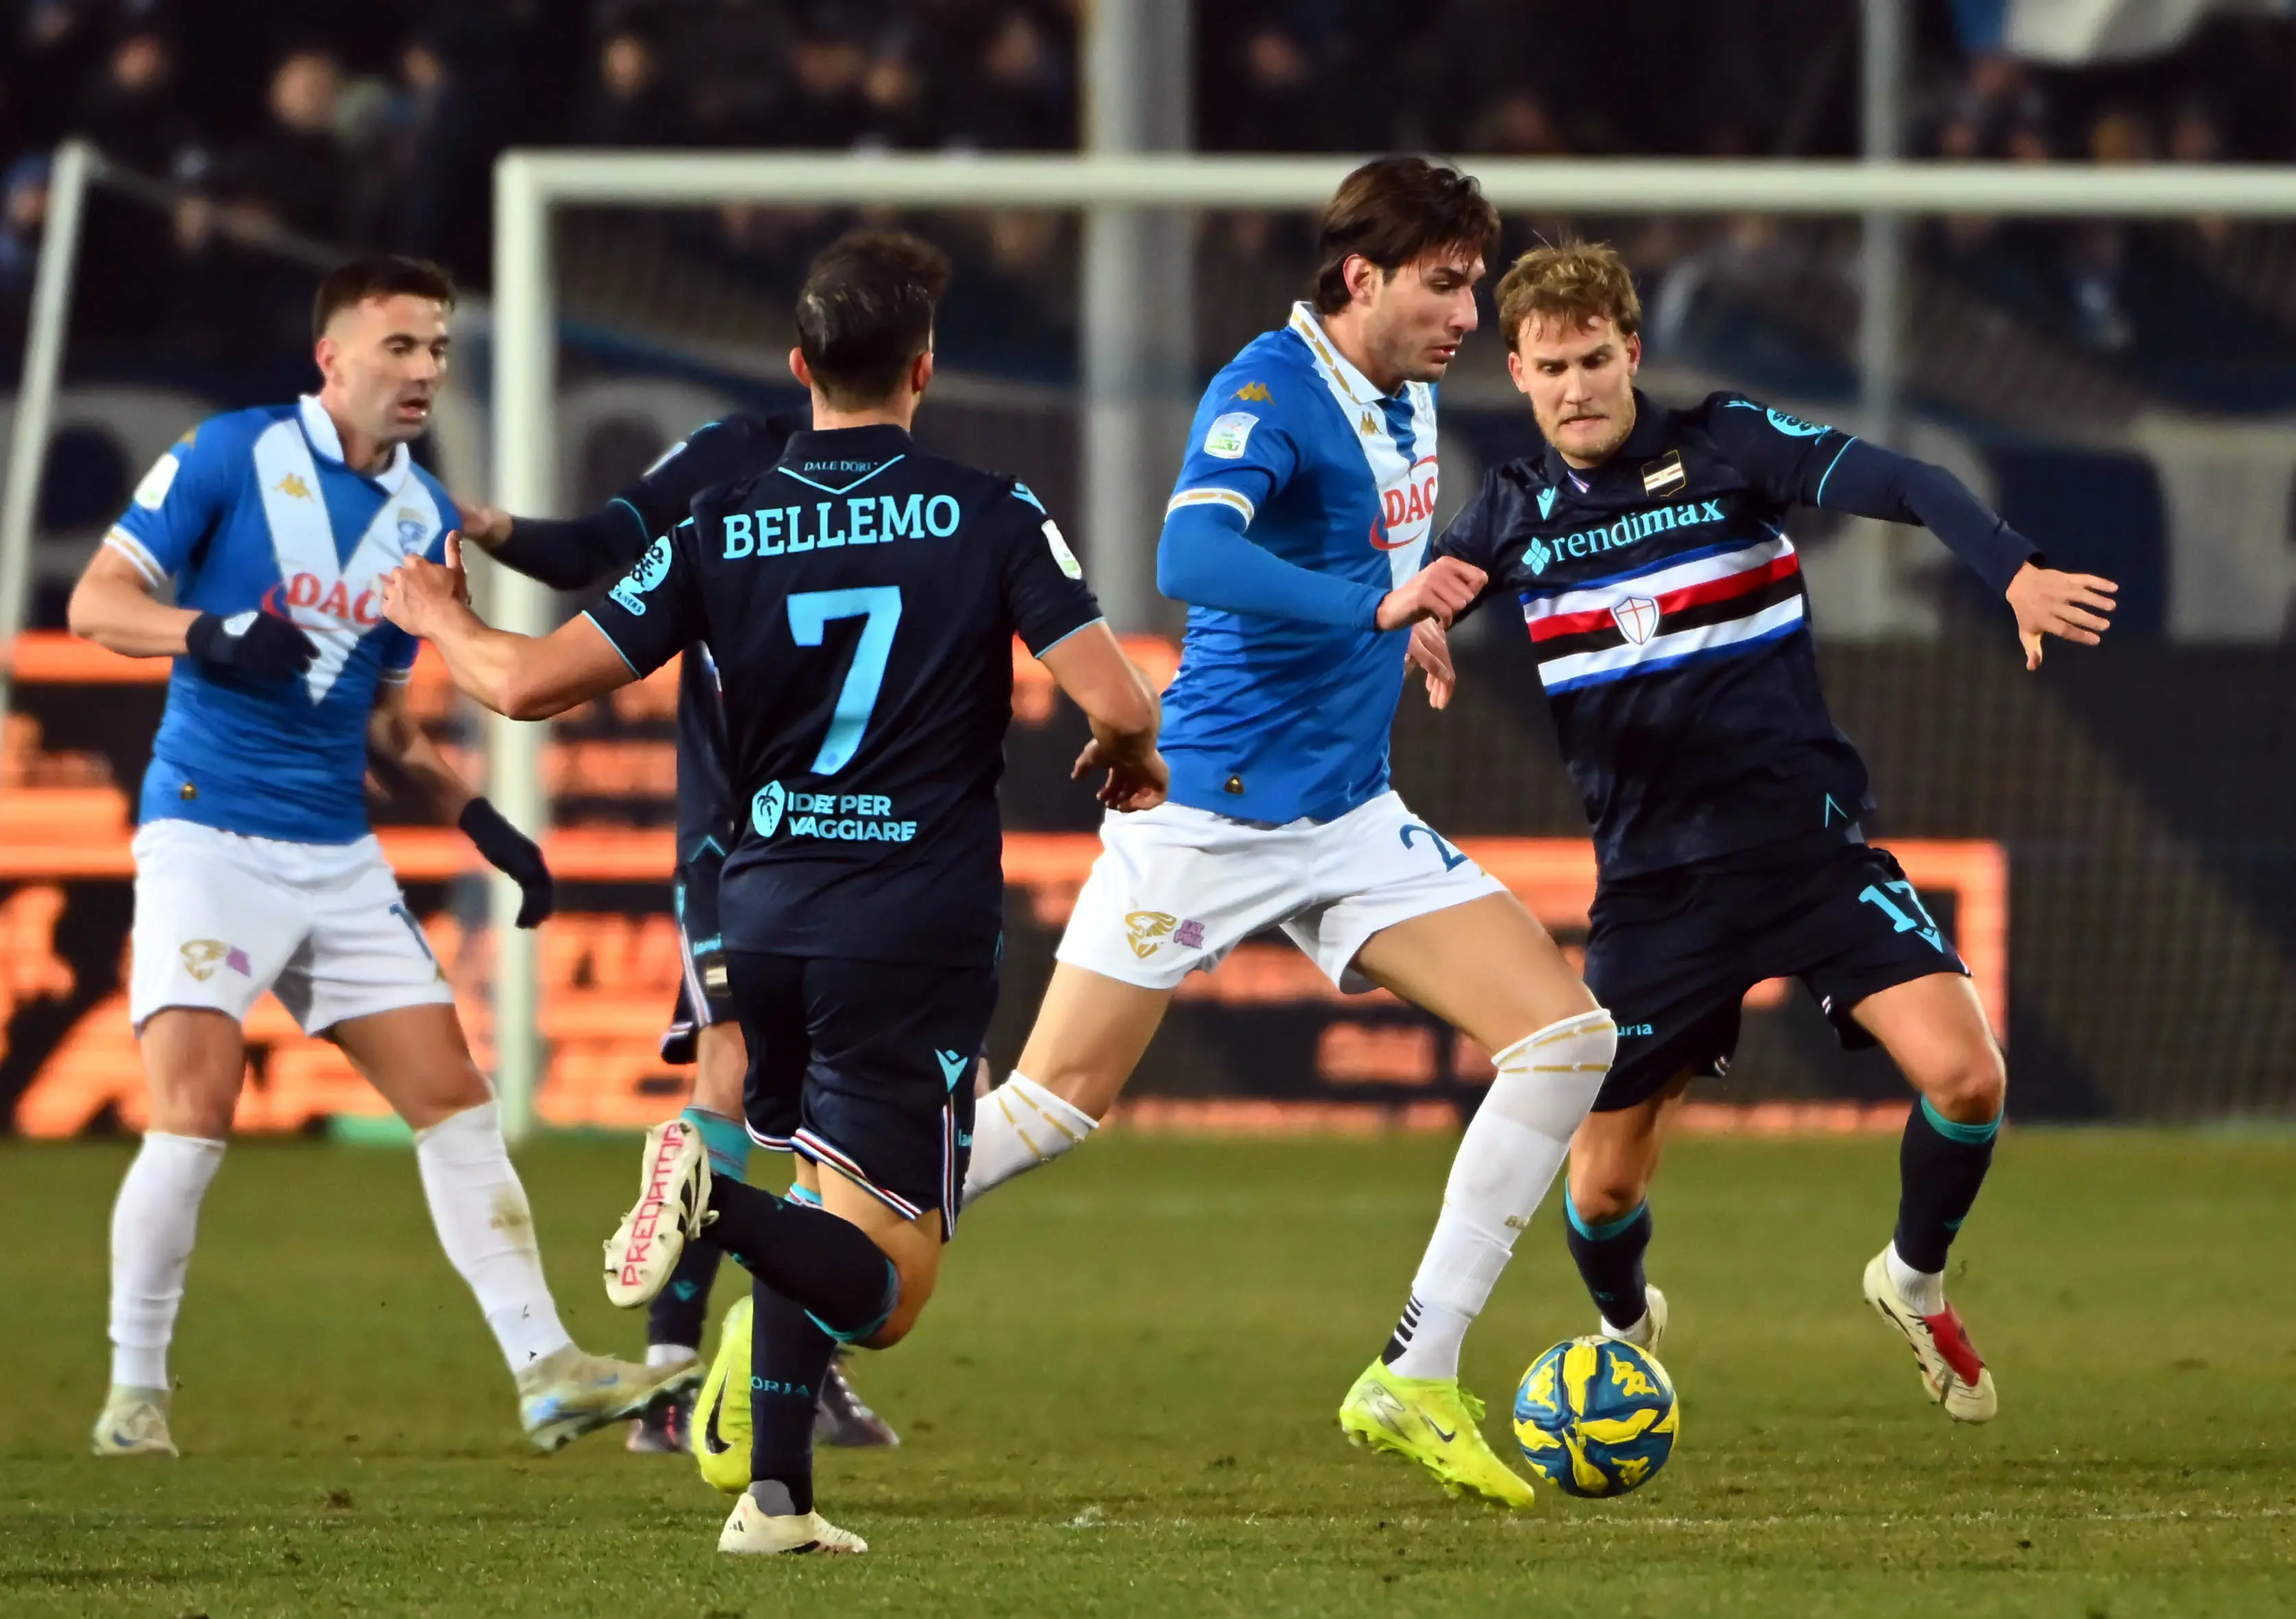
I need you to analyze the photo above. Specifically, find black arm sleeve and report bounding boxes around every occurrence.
[1811,440,2039,597]
[489,413,801,592]
[489,508,651,591]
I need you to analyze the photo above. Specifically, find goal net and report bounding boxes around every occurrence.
[476,153,2296,1135]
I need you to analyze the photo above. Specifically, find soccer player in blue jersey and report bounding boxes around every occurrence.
[1423,243,2120,1424]
[66,256,698,1457]
[458,416,901,1452]
[380,230,1164,1553]
[959,158,1619,1508]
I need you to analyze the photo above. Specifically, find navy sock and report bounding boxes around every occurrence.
[1564,1193,1653,1332]
[646,1239,725,1353]
[1893,1097,1999,1275]
[748,1278,835,1514]
[705,1178,897,1341]
[648,1108,747,1352]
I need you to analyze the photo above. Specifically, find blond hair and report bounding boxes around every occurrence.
[1493,241,1641,348]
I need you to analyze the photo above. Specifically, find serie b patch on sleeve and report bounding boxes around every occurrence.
[1042,520,1084,579]
[1203,411,1259,461]
[133,452,181,511]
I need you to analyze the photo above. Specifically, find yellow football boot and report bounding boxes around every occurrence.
[1337,1357,1537,1509]
[691,1293,754,1494]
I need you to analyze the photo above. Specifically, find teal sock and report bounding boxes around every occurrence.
[683,1106,750,1184]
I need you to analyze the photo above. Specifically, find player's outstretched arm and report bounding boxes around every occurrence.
[379,534,635,720]
[366,682,554,926]
[458,503,648,592]
[1038,622,1167,812]
[68,546,317,678]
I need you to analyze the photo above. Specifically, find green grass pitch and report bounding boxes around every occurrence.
[2,1130,2293,1617]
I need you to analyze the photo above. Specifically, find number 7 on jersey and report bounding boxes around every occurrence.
[788,586,903,775]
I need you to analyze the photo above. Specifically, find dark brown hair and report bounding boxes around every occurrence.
[1494,241,1643,348]
[1312,156,1500,315]
[311,254,456,341]
[794,229,952,406]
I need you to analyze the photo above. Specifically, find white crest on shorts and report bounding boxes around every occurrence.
[1611,595,1661,646]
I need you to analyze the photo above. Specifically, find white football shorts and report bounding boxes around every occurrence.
[129,818,456,1034]
[1056,790,1508,993]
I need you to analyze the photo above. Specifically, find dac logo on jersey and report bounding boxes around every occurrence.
[180,940,251,982]
[264,574,382,627]
[1611,595,1661,646]
[1202,412,1258,461]
[751,780,787,838]
[1232,382,1271,402]
[1526,536,1555,576]
[609,535,673,616]
[1370,457,1439,552]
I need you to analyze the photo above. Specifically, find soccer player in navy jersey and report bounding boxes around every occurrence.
[957,158,1617,1509]
[1424,242,2119,1423]
[457,416,899,1451]
[66,256,696,1458]
[380,230,1164,1554]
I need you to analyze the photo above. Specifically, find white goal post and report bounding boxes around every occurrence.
[481,150,2296,1138]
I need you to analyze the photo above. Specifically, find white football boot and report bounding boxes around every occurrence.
[90,1385,177,1457]
[603,1120,713,1309]
[1861,1247,1998,1423]
[1600,1283,1669,1358]
[720,1485,868,1555]
[517,1346,704,1452]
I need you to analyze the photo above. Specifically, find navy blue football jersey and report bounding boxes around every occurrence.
[583,424,1103,966]
[1435,390,2036,878]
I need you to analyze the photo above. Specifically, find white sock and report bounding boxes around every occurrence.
[1886,1241,1945,1315]
[108,1132,227,1390]
[962,1073,1097,1206]
[413,1101,575,1373]
[1384,1009,1616,1380]
[647,1343,698,1368]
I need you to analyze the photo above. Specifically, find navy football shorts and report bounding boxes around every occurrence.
[727,949,993,1241]
[659,838,732,1065]
[1583,832,1969,1113]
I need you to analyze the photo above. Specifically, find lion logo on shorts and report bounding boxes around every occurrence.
[1125,911,1178,958]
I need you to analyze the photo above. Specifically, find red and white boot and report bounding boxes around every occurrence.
[1861,1247,1997,1424]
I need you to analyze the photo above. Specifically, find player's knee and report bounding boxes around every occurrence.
[862,1256,938,1349]
[1922,1042,2006,1125]
[1568,1167,1648,1226]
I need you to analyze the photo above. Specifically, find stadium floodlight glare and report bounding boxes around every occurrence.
[485,147,2296,1141]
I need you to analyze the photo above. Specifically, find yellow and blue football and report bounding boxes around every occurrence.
[1513,1335,1679,1498]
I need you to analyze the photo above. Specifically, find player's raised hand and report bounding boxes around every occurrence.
[456,505,515,549]
[2005,561,2116,671]
[1376,556,1486,632]
[380,536,472,637]
[1406,618,1455,709]
[1072,736,1169,813]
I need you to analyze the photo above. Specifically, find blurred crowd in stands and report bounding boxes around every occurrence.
[4,0,2296,406]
